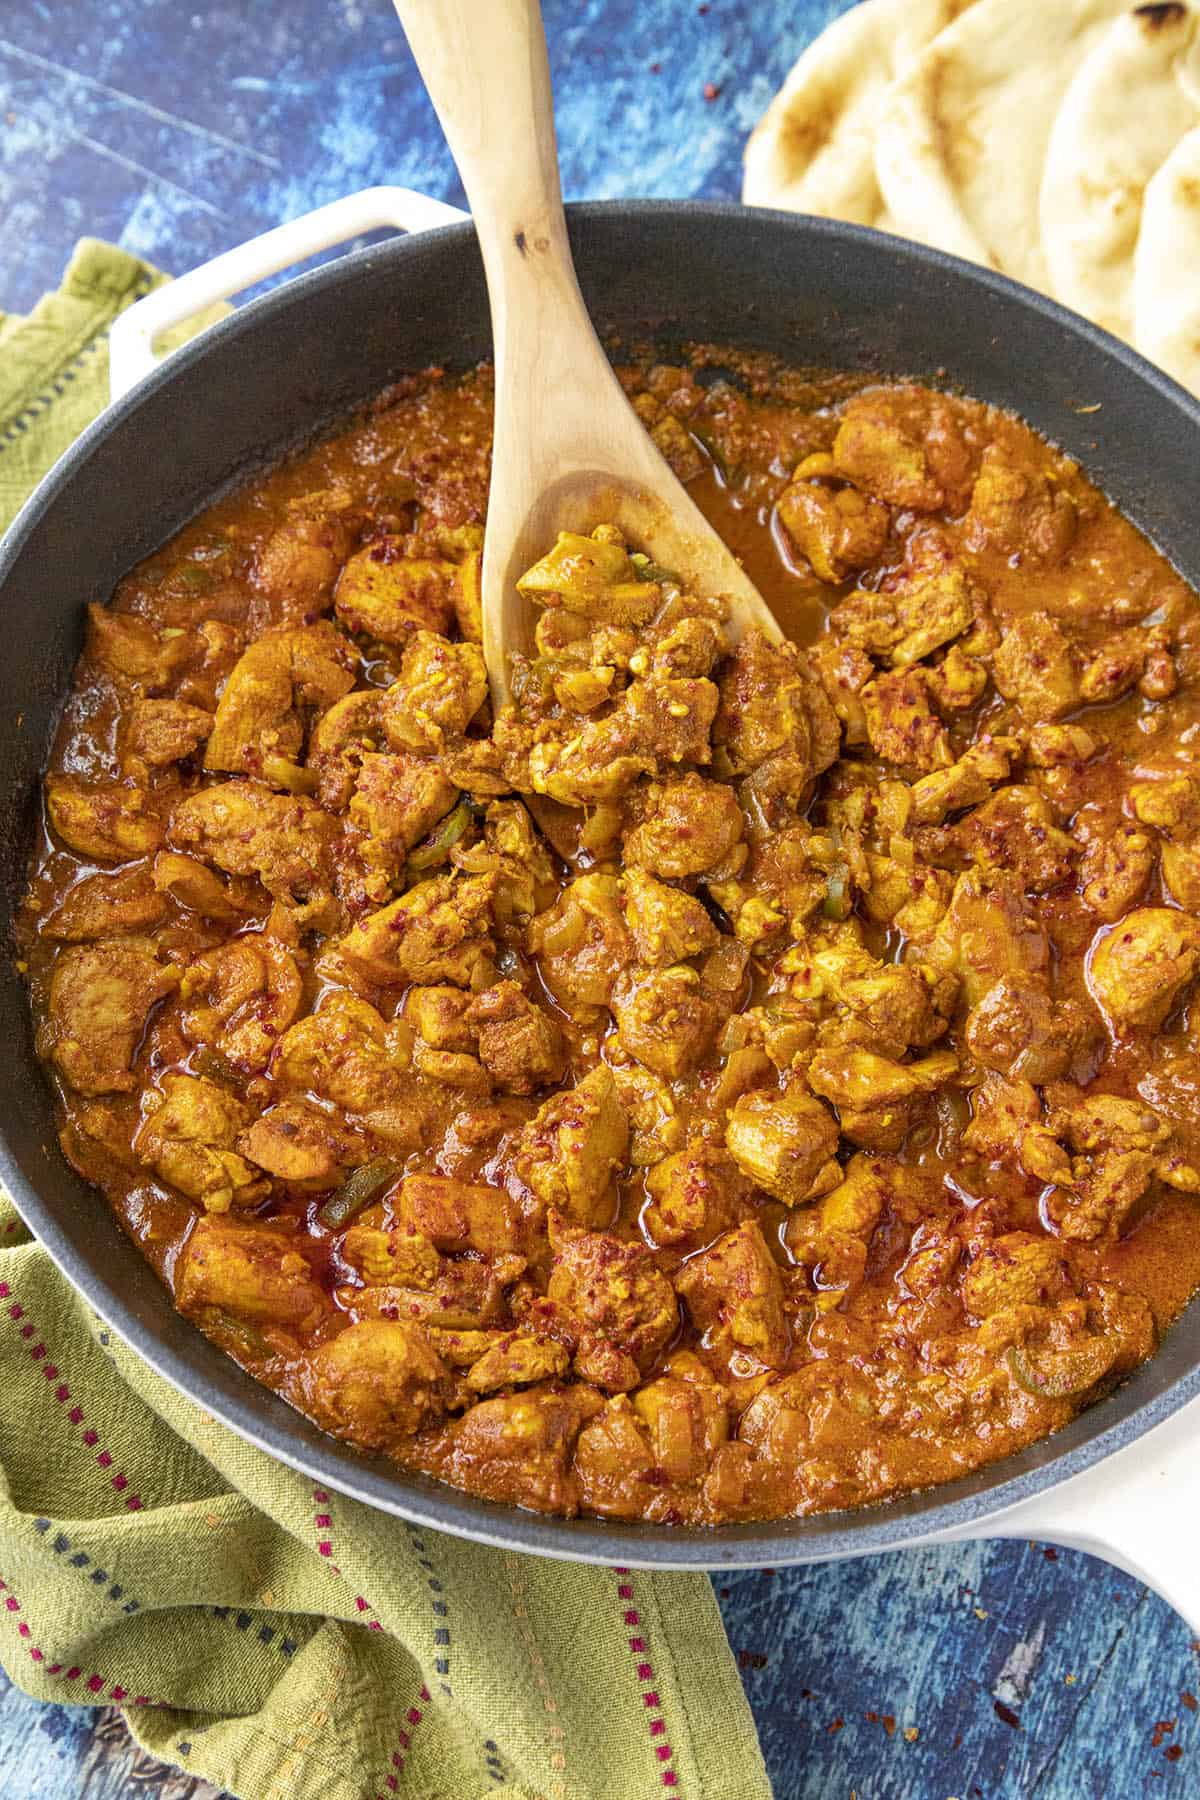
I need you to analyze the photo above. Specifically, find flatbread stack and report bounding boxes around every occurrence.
[743,0,1200,393]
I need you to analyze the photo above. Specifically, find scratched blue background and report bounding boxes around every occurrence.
[2,0,1199,1795]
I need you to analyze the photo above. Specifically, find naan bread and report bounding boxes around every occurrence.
[742,0,978,228]
[1041,2,1200,341]
[1134,123,1200,390]
[875,0,1130,288]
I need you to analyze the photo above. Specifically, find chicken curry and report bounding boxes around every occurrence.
[19,353,1200,1524]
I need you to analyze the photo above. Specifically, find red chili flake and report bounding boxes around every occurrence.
[649,61,661,73]
[827,1718,844,1734]
[1182,1692,1197,1712]
[864,1711,878,1724]
[1191,1640,1200,1655]
[703,81,721,101]
[737,1649,768,1671]
[800,1688,814,1700]
[994,1701,1021,1729]
[1152,1720,1176,1749]
[882,1715,896,1737]
[1167,1746,1185,1763]
[1043,1547,1058,1562]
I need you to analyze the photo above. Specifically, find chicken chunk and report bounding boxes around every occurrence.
[134,1073,268,1211]
[883,556,976,669]
[404,985,476,1051]
[1130,776,1200,912]
[861,668,951,774]
[340,1221,441,1288]
[714,629,840,781]
[169,780,338,926]
[382,632,488,753]
[784,1152,888,1306]
[44,937,177,1094]
[466,980,568,1094]
[517,529,660,625]
[445,1384,604,1514]
[273,991,405,1114]
[1040,1093,1176,1241]
[528,871,632,1011]
[724,1084,841,1206]
[334,542,456,642]
[622,868,719,966]
[961,1232,1069,1320]
[611,965,724,1079]
[465,1330,571,1393]
[992,614,1079,720]
[623,773,745,880]
[642,1141,750,1250]
[1088,908,1200,1035]
[675,1219,789,1368]
[205,622,355,780]
[41,865,168,942]
[907,735,1021,827]
[610,1061,688,1167]
[237,1100,356,1186]
[924,869,1049,1008]
[305,1320,453,1450]
[1077,815,1156,922]
[528,674,719,806]
[1080,625,1174,707]
[253,491,355,619]
[965,447,1077,565]
[512,1067,629,1227]
[832,387,954,512]
[336,872,494,988]
[631,1357,730,1482]
[833,561,977,675]
[123,698,213,767]
[776,475,890,584]
[965,977,1092,1083]
[85,604,195,692]
[809,634,874,744]
[398,1171,525,1257]
[47,776,163,863]
[151,850,255,924]
[348,751,459,872]
[959,785,1075,893]
[807,1047,958,1150]
[180,932,304,1074]
[176,1215,329,1332]
[547,1217,678,1388]
[809,942,940,1060]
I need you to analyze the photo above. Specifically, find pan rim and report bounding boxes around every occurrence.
[3,199,1199,1566]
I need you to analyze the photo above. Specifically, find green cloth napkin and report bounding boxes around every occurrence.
[0,242,774,1800]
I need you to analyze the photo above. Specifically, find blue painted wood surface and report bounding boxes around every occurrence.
[2,2,1199,1795]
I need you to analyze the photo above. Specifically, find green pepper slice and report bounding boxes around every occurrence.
[317,1157,401,1231]
[1006,1337,1118,1401]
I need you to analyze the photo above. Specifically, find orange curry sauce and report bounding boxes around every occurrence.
[18,352,1200,1524]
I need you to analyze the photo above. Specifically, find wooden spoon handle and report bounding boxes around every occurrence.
[392,0,595,364]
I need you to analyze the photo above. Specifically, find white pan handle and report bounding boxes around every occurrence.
[107,185,468,402]
[943,1389,1200,1628]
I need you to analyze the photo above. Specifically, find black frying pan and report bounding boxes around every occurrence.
[2,201,1199,1580]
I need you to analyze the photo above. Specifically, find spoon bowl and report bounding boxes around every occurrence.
[393,0,781,710]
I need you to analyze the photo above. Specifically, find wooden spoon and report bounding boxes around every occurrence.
[393,0,781,712]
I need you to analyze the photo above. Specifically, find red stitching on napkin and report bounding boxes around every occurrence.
[0,1574,154,1704]
[377,1682,431,1794]
[309,1487,380,1629]
[0,1283,142,1509]
[613,1568,679,1789]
